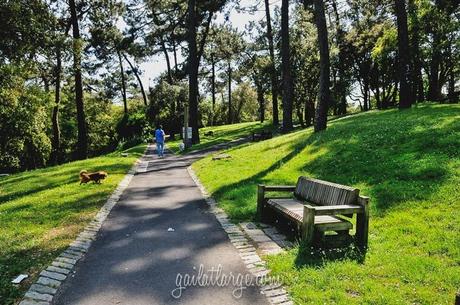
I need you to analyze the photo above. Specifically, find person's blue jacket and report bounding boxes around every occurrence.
[155,129,165,143]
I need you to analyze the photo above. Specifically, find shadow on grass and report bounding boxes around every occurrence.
[294,242,367,269]
[208,105,458,223]
[0,158,138,204]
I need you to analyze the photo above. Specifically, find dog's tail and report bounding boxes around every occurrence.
[80,170,88,177]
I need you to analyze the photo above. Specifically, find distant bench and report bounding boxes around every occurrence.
[251,130,272,142]
[257,176,369,249]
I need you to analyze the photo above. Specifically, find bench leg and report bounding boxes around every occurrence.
[356,197,370,250]
[302,205,315,245]
[257,184,266,222]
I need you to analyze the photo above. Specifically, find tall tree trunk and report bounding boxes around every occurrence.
[211,54,216,125]
[227,62,232,124]
[160,38,173,84]
[69,0,87,159]
[313,0,331,132]
[117,50,128,115]
[264,0,279,126]
[172,39,178,73]
[427,32,441,101]
[187,0,200,143]
[50,46,62,164]
[257,83,265,123]
[395,0,413,109]
[408,0,424,102]
[305,99,315,127]
[331,0,347,115]
[122,53,148,106]
[281,0,293,132]
[363,80,369,111]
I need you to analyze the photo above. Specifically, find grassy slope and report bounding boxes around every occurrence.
[167,121,273,153]
[0,144,146,305]
[193,104,460,304]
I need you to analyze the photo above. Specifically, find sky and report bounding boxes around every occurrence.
[136,0,280,89]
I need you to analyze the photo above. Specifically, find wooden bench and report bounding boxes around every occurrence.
[251,130,272,142]
[257,176,369,249]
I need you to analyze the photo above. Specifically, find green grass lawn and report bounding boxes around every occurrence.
[192,104,460,304]
[166,121,273,153]
[0,144,146,305]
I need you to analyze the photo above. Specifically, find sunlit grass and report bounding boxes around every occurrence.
[167,121,274,153]
[193,103,460,304]
[0,144,146,305]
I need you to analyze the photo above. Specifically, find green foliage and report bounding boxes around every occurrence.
[0,67,51,172]
[193,104,460,304]
[116,103,151,146]
[149,80,187,135]
[0,144,146,305]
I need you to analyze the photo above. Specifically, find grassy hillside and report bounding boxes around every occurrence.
[167,121,273,153]
[193,104,460,304]
[0,144,146,305]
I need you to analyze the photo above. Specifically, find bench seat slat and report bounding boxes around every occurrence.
[267,199,353,232]
[309,204,363,215]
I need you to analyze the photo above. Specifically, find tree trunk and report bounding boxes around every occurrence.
[305,99,315,127]
[187,0,200,143]
[69,0,87,159]
[427,30,441,101]
[331,0,347,115]
[117,50,128,115]
[313,0,331,132]
[50,46,62,164]
[281,0,293,132]
[395,0,413,109]
[257,84,265,123]
[160,38,173,84]
[264,0,279,126]
[408,0,424,102]
[363,79,369,111]
[227,62,232,124]
[122,53,148,106]
[172,39,178,73]
[211,54,216,125]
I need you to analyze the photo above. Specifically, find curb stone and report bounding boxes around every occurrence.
[18,145,149,305]
[187,166,294,305]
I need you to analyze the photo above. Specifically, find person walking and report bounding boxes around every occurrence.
[154,125,165,157]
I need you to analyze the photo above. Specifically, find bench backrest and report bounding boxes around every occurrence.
[294,176,359,206]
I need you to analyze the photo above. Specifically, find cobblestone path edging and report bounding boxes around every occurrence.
[187,166,294,305]
[18,150,147,305]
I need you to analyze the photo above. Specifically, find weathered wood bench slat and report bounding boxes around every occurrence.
[257,177,370,249]
[306,204,363,216]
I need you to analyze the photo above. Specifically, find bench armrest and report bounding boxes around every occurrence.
[305,204,363,216]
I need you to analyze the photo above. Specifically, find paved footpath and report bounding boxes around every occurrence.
[53,145,268,305]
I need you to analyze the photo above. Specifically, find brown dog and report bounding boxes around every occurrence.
[79,170,108,185]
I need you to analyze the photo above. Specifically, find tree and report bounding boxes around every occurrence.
[187,0,199,143]
[395,0,413,109]
[69,0,88,159]
[186,0,227,143]
[313,0,331,132]
[264,0,279,125]
[281,0,293,132]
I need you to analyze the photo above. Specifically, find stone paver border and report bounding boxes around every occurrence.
[187,166,294,305]
[18,147,149,305]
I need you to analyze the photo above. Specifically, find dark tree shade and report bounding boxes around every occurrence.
[313,0,331,132]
